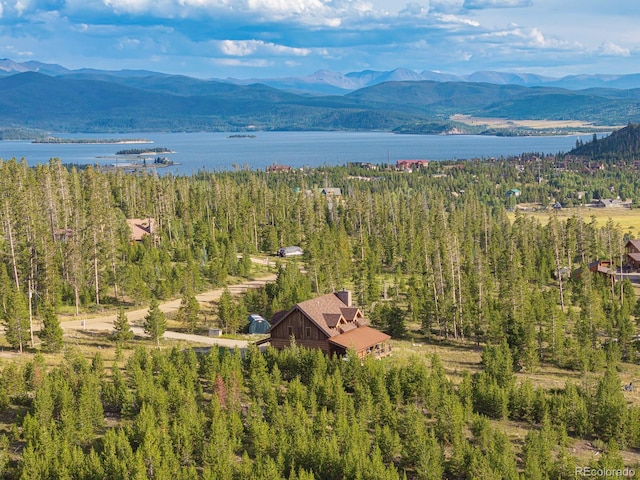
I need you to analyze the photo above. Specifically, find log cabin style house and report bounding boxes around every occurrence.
[260,291,392,360]
[627,240,640,270]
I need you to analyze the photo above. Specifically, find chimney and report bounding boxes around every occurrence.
[335,289,351,307]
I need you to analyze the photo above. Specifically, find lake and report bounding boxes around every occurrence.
[0,131,588,174]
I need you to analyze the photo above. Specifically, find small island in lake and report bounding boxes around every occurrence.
[116,147,173,155]
[33,137,152,144]
[227,134,257,139]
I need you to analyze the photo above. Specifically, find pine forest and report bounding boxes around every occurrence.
[1,149,640,479]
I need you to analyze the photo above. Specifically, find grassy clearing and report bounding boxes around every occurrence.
[509,205,640,235]
[450,114,623,131]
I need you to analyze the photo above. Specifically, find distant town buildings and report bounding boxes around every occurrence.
[266,163,293,173]
[396,159,429,171]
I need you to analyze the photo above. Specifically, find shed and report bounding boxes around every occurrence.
[277,246,304,257]
[248,315,271,334]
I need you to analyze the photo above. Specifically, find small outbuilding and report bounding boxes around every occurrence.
[277,246,304,257]
[248,314,271,334]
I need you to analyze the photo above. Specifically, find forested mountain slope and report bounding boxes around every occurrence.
[1,72,639,132]
[569,122,640,157]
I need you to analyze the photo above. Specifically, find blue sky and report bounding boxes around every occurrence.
[0,0,638,79]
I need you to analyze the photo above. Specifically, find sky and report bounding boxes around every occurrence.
[0,0,639,79]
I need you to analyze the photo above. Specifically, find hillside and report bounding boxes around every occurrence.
[0,72,639,132]
[568,123,640,157]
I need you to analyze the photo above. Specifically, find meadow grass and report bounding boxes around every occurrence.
[509,205,640,236]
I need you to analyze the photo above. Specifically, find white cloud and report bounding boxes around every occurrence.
[212,57,273,67]
[463,0,532,9]
[399,3,430,15]
[217,39,311,57]
[479,25,569,49]
[117,37,141,50]
[435,13,480,27]
[595,41,630,57]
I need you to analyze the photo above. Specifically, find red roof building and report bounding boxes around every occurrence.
[396,159,429,171]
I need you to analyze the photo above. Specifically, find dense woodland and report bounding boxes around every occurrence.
[1,151,640,477]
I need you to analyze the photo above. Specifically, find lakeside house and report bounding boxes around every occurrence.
[257,290,392,360]
[266,163,293,173]
[396,159,429,171]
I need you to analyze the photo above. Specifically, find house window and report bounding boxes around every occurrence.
[288,326,294,337]
[305,327,311,338]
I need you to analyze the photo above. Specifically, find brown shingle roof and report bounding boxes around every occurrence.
[294,293,356,337]
[268,293,389,350]
[338,322,357,334]
[323,313,344,328]
[339,307,360,322]
[627,240,640,251]
[328,326,391,351]
[269,293,367,338]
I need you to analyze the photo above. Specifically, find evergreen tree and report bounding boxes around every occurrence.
[371,301,407,338]
[217,288,240,334]
[112,307,134,346]
[3,288,31,352]
[177,289,200,333]
[143,298,166,347]
[38,304,64,353]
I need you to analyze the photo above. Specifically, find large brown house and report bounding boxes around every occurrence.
[260,291,392,360]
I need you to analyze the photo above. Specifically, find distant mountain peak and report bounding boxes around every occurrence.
[4,57,640,96]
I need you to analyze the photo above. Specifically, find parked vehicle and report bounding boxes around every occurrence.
[277,246,304,257]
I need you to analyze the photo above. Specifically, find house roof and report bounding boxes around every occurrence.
[627,240,640,251]
[269,293,366,338]
[127,218,155,241]
[339,307,360,322]
[293,293,352,337]
[596,198,620,207]
[628,252,640,262]
[587,260,615,275]
[328,326,390,351]
[323,313,344,329]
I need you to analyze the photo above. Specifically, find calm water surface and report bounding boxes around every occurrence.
[0,131,585,174]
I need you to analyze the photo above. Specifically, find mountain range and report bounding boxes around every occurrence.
[4,58,640,94]
[1,58,640,133]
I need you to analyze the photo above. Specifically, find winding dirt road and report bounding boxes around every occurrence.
[61,273,277,348]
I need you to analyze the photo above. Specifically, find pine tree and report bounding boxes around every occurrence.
[3,288,31,352]
[143,298,166,347]
[112,307,134,345]
[177,289,200,334]
[38,304,64,353]
[217,288,239,334]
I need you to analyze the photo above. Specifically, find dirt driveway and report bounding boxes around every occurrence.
[61,274,276,348]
